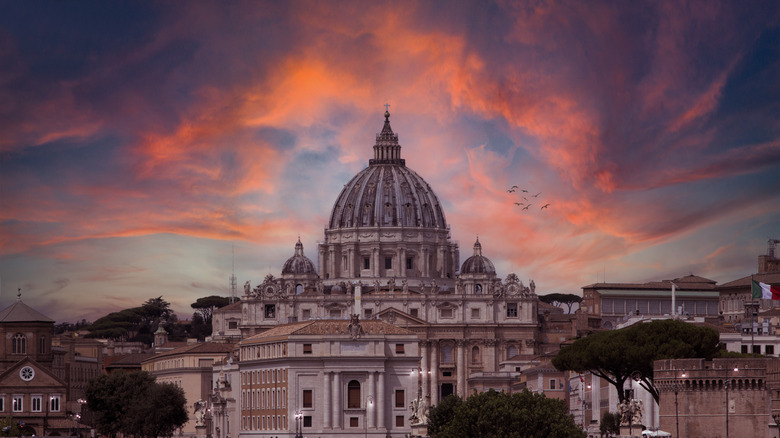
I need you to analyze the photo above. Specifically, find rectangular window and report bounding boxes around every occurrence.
[228,321,238,329]
[440,308,453,318]
[396,344,405,354]
[364,308,373,318]
[12,396,22,412]
[302,390,313,408]
[51,395,60,412]
[754,345,761,354]
[741,345,748,354]
[39,337,46,354]
[363,257,370,270]
[31,396,41,412]
[330,309,341,319]
[507,303,518,318]
[385,257,392,269]
[471,308,480,319]
[406,257,413,270]
[396,416,404,427]
[303,344,312,354]
[410,308,419,318]
[302,309,311,320]
[303,416,312,427]
[264,304,276,318]
[395,390,404,408]
[549,379,556,390]
[767,345,775,355]
[350,417,359,427]
[0,397,4,412]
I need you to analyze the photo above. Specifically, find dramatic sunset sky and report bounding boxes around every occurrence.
[1,1,779,323]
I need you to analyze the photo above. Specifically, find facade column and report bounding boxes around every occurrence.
[368,371,376,429]
[420,341,429,406]
[485,339,496,372]
[348,248,354,277]
[377,371,386,429]
[319,247,327,280]
[323,371,331,429]
[422,248,429,277]
[399,247,406,277]
[328,249,335,278]
[373,247,379,277]
[430,341,439,405]
[333,372,342,429]
[456,340,466,397]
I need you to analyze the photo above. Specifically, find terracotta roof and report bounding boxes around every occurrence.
[0,300,54,323]
[105,353,156,368]
[146,341,235,361]
[218,300,243,312]
[719,272,780,289]
[242,319,415,343]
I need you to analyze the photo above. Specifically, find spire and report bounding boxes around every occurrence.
[370,106,405,166]
[473,236,482,256]
[295,237,304,256]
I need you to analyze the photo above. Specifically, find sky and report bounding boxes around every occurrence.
[1,1,779,323]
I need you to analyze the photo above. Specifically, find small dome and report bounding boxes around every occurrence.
[460,237,495,275]
[282,238,317,275]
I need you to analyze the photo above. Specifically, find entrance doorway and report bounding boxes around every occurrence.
[441,383,454,399]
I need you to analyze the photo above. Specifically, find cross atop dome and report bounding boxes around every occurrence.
[370,107,405,166]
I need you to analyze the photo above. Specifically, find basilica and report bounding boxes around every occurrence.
[213,110,548,429]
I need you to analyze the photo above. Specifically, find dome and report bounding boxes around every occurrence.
[328,111,448,229]
[281,238,316,275]
[460,237,495,275]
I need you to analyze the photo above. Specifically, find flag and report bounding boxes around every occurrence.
[751,279,780,300]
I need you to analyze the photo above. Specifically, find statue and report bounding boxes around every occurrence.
[244,281,250,295]
[529,279,536,294]
[347,314,364,340]
[617,398,643,427]
[456,277,464,294]
[388,278,396,294]
[409,395,429,425]
[194,400,207,426]
[374,279,381,293]
[316,279,324,295]
[431,280,439,294]
[401,279,408,294]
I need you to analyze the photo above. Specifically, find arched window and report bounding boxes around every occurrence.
[296,284,303,294]
[12,333,26,354]
[471,346,481,364]
[507,344,518,359]
[441,345,453,363]
[475,284,482,294]
[347,380,361,408]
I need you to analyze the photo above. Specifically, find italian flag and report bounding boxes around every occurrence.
[751,279,780,300]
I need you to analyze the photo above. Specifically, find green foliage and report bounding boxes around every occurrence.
[86,297,178,345]
[600,412,621,437]
[427,389,585,438]
[0,417,21,437]
[552,319,720,404]
[539,293,583,313]
[53,319,92,334]
[86,371,188,438]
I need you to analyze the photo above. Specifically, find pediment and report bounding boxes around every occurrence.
[0,357,66,389]
[375,307,428,326]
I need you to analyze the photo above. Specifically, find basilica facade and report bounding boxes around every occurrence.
[213,111,543,413]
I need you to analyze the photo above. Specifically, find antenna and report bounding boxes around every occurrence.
[229,244,237,303]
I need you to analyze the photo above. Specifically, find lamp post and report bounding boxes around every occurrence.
[365,395,374,438]
[294,410,303,438]
[674,370,685,438]
[725,367,738,438]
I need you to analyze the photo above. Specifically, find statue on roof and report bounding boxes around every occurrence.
[348,314,364,340]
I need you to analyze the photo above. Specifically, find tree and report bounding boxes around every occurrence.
[427,389,585,438]
[85,371,187,438]
[552,319,720,404]
[539,293,583,313]
[600,412,620,437]
[86,297,179,345]
[191,295,232,325]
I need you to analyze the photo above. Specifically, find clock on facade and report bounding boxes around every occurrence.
[20,366,35,381]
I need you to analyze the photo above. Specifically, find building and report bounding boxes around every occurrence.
[0,294,87,436]
[142,341,236,436]
[213,110,544,412]
[718,271,780,324]
[655,357,780,438]
[235,318,420,438]
[581,274,720,329]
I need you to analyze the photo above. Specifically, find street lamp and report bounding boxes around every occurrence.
[725,367,738,438]
[365,395,374,438]
[294,410,303,438]
[674,370,685,438]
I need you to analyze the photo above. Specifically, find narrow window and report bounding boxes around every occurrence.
[363,257,370,270]
[385,257,392,269]
[31,396,42,412]
[396,344,405,354]
[442,345,453,363]
[347,380,361,408]
[303,416,312,427]
[507,303,518,317]
[12,333,26,354]
[39,336,46,354]
[396,416,404,427]
[302,390,313,408]
[395,390,404,408]
[549,379,556,390]
[767,345,775,355]
[13,396,22,412]
[406,257,413,270]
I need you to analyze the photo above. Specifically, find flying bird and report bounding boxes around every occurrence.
[532,192,542,197]
[522,204,532,210]
[541,204,551,209]
[514,202,524,206]
[521,189,528,193]
[510,185,518,190]
[507,188,516,193]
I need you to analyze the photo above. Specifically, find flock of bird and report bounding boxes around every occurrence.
[507,185,551,211]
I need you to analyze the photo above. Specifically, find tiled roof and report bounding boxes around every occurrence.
[242,319,415,343]
[105,353,156,368]
[146,341,235,360]
[0,300,54,323]
[719,272,780,289]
